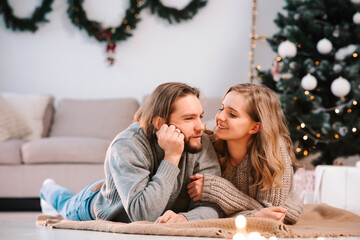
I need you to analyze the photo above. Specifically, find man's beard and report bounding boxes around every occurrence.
[184,137,203,153]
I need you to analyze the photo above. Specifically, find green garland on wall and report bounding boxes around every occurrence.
[0,0,208,64]
[0,0,54,32]
[145,0,207,23]
[67,0,142,64]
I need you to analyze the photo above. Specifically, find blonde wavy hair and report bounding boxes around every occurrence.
[214,83,300,190]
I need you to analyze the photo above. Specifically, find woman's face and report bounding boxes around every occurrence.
[214,91,259,142]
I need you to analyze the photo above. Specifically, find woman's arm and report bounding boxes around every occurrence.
[188,174,264,215]
[187,141,303,223]
[254,140,303,224]
[230,206,287,222]
[187,173,298,223]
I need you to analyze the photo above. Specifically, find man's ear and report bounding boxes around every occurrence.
[249,122,261,135]
[152,116,165,130]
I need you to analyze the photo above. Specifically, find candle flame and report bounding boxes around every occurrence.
[235,215,246,229]
[233,216,278,240]
[248,232,261,240]
[233,233,247,240]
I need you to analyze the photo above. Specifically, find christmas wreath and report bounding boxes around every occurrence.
[67,0,142,64]
[0,0,54,32]
[67,0,142,45]
[145,0,207,23]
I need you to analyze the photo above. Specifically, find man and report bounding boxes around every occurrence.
[40,82,222,223]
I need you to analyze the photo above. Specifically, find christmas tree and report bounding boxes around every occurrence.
[258,0,360,165]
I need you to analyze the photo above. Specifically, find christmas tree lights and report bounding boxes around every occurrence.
[258,0,360,165]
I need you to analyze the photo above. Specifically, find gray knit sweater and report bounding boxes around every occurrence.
[93,122,223,222]
[201,139,303,224]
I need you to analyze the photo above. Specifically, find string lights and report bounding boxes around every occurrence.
[311,98,357,113]
[254,0,360,163]
[249,1,359,157]
[295,95,359,156]
[249,0,267,82]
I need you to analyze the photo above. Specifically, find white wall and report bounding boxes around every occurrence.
[0,0,285,102]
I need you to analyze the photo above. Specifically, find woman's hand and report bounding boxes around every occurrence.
[187,174,204,202]
[253,206,287,222]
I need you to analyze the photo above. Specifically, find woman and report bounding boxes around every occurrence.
[187,83,303,224]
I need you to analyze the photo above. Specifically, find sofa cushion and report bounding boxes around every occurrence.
[0,139,25,165]
[1,93,54,140]
[50,98,139,140]
[0,95,31,141]
[21,137,110,164]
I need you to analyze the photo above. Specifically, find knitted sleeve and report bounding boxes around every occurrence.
[105,138,180,222]
[200,139,303,223]
[254,140,303,224]
[201,174,263,215]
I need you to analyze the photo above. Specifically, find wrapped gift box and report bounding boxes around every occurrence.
[294,168,315,204]
[314,165,360,213]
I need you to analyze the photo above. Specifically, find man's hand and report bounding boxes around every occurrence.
[187,174,204,202]
[156,124,184,166]
[154,210,188,223]
[254,206,287,222]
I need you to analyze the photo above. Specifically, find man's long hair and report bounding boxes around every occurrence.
[134,82,200,140]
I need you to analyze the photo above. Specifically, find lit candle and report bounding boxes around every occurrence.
[235,215,247,235]
[233,215,278,240]
[248,232,261,240]
[233,232,247,240]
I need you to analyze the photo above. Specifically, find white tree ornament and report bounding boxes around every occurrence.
[353,12,360,24]
[278,41,297,58]
[317,38,333,54]
[160,0,192,10]
[331,77,351,97]
[301,74,317,91]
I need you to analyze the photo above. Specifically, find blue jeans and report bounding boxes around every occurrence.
[40,179,104,221]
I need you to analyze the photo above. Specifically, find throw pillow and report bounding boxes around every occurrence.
[0,95,31,141]
[1,92,54,140]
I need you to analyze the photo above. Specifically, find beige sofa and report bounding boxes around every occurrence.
[0,93,220,210]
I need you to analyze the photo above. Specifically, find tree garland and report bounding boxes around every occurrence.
[145,0,207,24]
[67,0,142,64]
[0,0,54,32]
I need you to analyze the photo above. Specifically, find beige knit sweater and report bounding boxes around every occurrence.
[201,140,303,224]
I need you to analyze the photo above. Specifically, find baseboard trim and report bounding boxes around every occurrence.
[0,198,40,211]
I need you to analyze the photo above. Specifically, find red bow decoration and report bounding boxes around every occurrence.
[106,43,116,53]
[104,29,116,65]
[105,29,111,40]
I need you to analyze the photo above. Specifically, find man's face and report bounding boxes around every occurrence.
[168,94,205,153]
